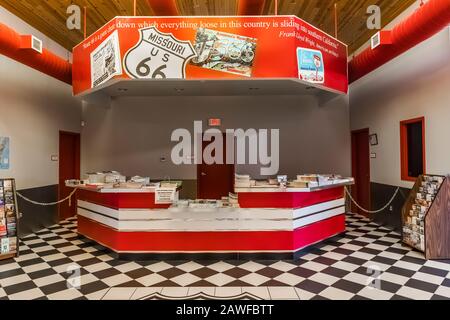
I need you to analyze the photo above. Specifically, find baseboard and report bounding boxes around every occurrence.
[370,182,410,232]
[16,184,58,237]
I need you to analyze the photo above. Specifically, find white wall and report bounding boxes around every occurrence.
[81,94,351,180]
[350,28,450,189]
[0,7,82,190]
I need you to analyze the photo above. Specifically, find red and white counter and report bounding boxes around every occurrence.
[74,180,351,260]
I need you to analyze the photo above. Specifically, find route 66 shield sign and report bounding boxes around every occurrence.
[124,27,196,79]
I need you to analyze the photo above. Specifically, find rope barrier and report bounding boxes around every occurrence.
[344,186,400,214]
[16,188,78,207]
[15,185,399,215]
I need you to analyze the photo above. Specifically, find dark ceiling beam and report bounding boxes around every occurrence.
[237,0,266,15]
[147,0,179,16]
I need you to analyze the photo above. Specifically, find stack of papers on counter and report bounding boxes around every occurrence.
[235,174,255,188]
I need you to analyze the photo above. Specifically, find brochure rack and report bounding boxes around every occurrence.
[402,175,450,260]
[0,178,20,261]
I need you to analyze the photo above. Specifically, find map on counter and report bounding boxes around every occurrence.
[0,137,10,170]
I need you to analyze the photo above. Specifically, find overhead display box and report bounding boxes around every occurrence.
[73,16,348,97]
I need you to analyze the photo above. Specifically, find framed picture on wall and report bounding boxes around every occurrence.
[369,134,378,146]
[0,137,10,170]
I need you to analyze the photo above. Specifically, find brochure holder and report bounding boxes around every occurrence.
[402,175,450,259]
[0,178,20,261]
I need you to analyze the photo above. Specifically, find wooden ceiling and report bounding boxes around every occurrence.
[0,0,416,54]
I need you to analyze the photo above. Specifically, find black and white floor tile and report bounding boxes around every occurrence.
[1,213,450,300]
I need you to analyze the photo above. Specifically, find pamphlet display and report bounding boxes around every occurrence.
[402,175,450,259]
[0,178,19,260]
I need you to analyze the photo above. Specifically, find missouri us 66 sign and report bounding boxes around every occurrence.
[124,27,196,79]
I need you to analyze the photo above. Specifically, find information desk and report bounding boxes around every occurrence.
[75,182,351,259]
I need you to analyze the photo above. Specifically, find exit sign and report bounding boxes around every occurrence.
[208,118,222,127]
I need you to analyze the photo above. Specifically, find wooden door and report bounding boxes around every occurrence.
[197,133,234,199]
[58,131,80,221]
[351,129,371,215]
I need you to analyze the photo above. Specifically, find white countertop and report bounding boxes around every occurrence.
[235,179,354,193]
[66,184,159,193]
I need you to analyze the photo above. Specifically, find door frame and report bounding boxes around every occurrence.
[400,116,426,182]
[351,128,371,214]
[197,132,235,199]
[58,131,81,221]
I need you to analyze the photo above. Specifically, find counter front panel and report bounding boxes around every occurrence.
[237,187,344,208]
[75,184,348,259]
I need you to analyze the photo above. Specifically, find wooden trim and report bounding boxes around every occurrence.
[425,176,450,259]
[400,117,426,182]
[0,253,17,261]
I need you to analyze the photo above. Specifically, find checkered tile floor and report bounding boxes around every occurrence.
[1,213,450,300]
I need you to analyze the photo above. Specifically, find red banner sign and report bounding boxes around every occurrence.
[73,16,348,96]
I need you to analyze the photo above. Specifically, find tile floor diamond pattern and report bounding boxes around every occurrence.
[0,213,450,300]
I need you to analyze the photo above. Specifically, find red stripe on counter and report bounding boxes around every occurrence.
[78,215,292,251]
[77,214,346,253]
[238,187,345,209]
[294,214,346,250]
[77,189,171,209]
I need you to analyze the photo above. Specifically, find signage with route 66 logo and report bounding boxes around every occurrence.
[124,27,196,79]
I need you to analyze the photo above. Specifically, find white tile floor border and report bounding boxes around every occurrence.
[268,287,300,300]
[102,287,137,300]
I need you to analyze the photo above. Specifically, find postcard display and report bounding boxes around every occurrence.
[0,178,19,260]
[402,175,450,259]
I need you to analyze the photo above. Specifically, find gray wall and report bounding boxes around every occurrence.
[81,94,351,187]
[0,54,82,189]
[350,27,450,189]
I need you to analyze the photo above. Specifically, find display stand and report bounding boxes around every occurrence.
[401,174,450,260]
[0,178,20,261]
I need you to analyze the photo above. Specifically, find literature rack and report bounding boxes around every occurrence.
[0,178,20,261]
[401,174,450,260]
